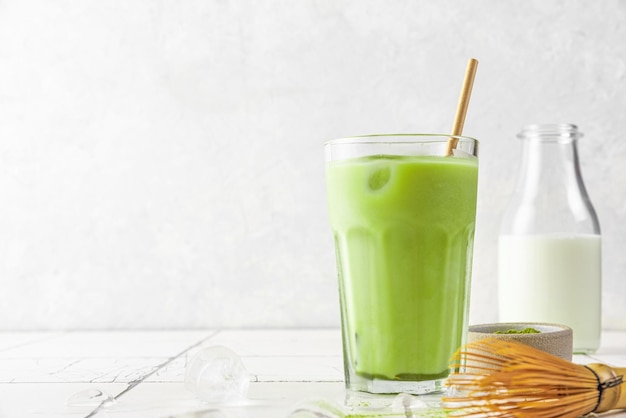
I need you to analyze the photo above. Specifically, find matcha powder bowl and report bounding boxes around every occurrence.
[468,322,573,361]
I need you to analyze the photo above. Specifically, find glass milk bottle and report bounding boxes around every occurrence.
[498,124,601,353]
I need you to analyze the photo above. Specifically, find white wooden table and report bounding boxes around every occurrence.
[0,329,625,417]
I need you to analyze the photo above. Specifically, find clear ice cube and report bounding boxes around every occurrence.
[286,399,343,417]
[167,409,227,418]
[66,388,115,408]
[391,392,429,414]
[184,345,250,403]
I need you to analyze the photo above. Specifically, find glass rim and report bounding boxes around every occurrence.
[325,133,478,146]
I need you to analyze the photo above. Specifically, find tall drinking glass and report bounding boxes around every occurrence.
[325,134,479,395]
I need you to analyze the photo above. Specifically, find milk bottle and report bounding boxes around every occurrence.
[498,124,601,353]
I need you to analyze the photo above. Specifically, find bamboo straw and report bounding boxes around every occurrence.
[446,58,478,156]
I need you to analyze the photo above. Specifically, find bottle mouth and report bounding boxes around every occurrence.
[517,124,582,141]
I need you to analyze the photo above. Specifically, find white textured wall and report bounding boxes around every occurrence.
[0,0,624,330]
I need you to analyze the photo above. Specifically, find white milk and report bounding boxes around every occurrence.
[498,234,601,353]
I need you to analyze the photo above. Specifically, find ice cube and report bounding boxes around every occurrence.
[66,388,116,408]
[391,392,428,414]
[368,166,391,190]
[184,345,250,403]
[286,399,343,417]
[166,409,226,418]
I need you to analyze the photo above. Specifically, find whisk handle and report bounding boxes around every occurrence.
[614,367,626,410]
[587,364,626,412]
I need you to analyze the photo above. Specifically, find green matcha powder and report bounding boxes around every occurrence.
[494,327,541,334]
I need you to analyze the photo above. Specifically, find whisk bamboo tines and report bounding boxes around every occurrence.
[442,338,626,418]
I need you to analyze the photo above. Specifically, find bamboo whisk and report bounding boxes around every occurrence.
[443,338,626,418]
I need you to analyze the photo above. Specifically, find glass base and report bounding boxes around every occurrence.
[347,376,446,395]
[574,347,598,354]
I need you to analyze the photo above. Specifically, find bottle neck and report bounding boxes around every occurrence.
[502,124,600,235]
[517,126,581,196]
